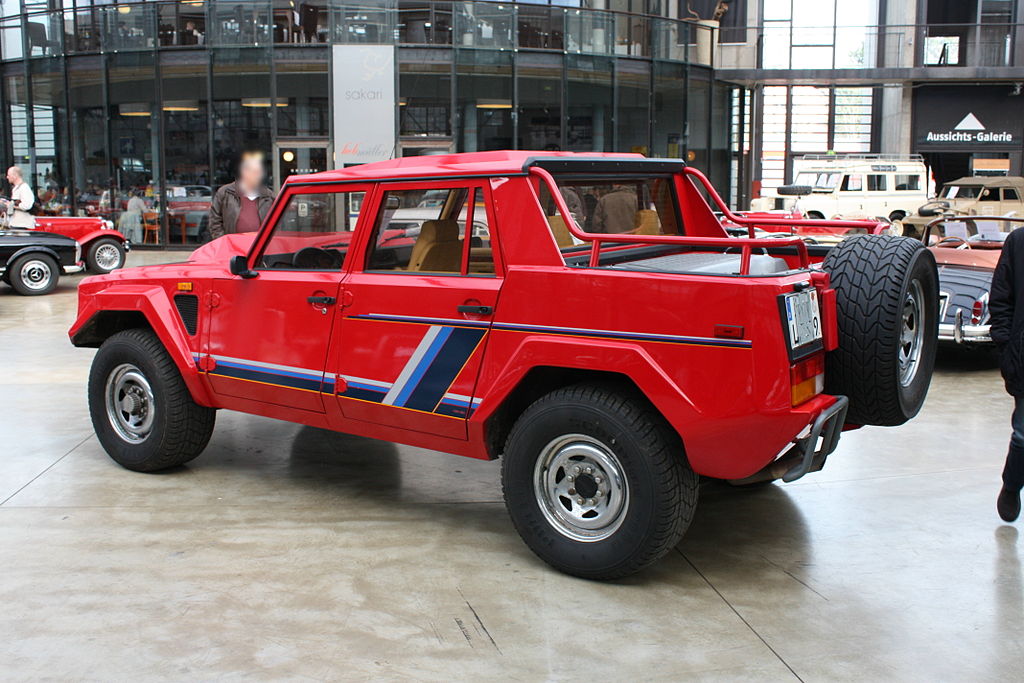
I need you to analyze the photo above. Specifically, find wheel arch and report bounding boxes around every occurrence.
[69,286,213,406]
[79,228,128,248]
[9,245,63,266]
[474,338,699,461]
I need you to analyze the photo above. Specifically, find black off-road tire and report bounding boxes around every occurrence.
[8,253,60,295]
[85,237,126,273]
[501,383,698,580]
[823,234,938,426]
[88,328,215,472]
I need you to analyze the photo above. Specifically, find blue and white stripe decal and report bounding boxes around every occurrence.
[203,353,333,393]
[348,312,752,349]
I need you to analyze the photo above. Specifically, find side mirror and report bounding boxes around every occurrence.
[229,254,258,279]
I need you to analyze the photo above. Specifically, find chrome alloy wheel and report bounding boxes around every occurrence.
[19,258,53,291]
[93,243,121,271]
[105,363,155,443]
[533,434,629,542]
[898,279,925,387]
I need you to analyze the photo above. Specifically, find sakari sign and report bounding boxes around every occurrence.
[923,113,1015,145]
[914,86,1024,151]
[332,45,396,164]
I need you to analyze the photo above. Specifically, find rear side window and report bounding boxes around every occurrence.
[980,187,999,201]
[1005,189,1020,201]
[866,174,887,192]
[894,174,922,191]
[258,190,365,270]
[365,186,495,276]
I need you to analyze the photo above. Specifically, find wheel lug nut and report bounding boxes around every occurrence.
[587,499,595,506]
[568,488,576,495]
[567,475,574,482]
[577,498,584,505]
[585,466,593,474]
[594,476,602,483]
[573,466,581,474]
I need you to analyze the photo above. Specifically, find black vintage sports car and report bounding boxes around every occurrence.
[0,229,82,295]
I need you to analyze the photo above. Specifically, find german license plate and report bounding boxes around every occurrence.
[783,289,822,350]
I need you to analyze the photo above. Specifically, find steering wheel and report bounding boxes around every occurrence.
[292,247,343,269]
[935,236,971,250]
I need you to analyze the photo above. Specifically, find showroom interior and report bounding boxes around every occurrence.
[2,0,1024,680]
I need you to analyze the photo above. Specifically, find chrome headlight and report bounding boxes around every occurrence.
[103,219,114,230]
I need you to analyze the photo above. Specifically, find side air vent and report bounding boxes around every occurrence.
[174,294,199,335]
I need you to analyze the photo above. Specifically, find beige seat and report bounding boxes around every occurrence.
[408,219,462,272]
[547,215,575,248]
[634,209,661,235]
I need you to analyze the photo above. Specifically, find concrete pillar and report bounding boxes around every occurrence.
[879,85,913,155]
[463,102,477,153]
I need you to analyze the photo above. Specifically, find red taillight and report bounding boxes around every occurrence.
[790,354,825,406]
[971,299,984,325]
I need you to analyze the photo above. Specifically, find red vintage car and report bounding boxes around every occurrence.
[69,152,938,578]
[32,216,129,273]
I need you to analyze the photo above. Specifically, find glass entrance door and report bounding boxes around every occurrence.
[273,140,331,189]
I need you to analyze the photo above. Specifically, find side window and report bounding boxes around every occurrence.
[980,187,999,201]
[258,190,365,270]
[894,174,922,191]
[866,174,887,192]
[366,186,495,276]
[840,174,863,192]
[1005,189,1020,201]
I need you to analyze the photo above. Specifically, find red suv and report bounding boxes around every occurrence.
[70,152,938,578]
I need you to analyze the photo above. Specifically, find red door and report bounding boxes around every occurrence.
[329,181,502,439]
[203,184,372,414]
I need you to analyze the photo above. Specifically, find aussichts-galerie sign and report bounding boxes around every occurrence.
[914,85,1023,151]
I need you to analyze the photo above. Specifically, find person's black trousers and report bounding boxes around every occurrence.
[1004,396,1024,491]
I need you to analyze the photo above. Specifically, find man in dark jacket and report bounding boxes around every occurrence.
[208,151,274,240]
[989,226,1024,521]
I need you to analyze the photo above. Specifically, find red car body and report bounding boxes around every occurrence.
[33,215,129,272]
[68,151,884,482]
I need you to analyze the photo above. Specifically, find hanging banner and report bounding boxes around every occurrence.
[332,45,395,164]
[914,86,1023,151]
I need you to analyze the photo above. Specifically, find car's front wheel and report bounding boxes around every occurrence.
[86,237,126,273]
[88,329,215,472]
[8,253,59,295]
[501,383,697,579]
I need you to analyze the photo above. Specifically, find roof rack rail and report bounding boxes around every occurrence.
[796,153,924,162]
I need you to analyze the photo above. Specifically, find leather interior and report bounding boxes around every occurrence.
[409,219,462,272]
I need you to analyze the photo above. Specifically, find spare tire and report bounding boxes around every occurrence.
[917,200,949,217]
[822,235,938,426]
[777,184,814,196]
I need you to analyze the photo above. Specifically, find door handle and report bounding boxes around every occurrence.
[308,296,336,306]
[457,304,493,316]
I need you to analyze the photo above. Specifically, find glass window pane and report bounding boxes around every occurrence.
[212,48,272,188]
[615,59,649,154]
[399,50,451,139]
[260,191,363,270]
[30,58,71,216]
[275,47,329,137]
[567,55,612,152]
[210,0,272,46]
[517,52,562,150]
[455,50,511,152]
[110,53,159,243]
[161,51,209,245]
[68,56,108,220]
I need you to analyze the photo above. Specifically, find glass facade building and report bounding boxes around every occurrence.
[0,0,737,245]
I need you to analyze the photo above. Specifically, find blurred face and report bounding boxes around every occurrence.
[238,158,263,191]
[6,168,19,185]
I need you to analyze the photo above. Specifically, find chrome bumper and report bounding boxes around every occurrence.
[63,263,85,275]
[939,309,992,344]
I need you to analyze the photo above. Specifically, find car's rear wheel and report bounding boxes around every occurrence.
[822,234,938,426]
[501,383,697,579]
[8,253,59,295]
[88,329,215,472]
[86,237,126,273]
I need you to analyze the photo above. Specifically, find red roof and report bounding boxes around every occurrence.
[286,150,647,185]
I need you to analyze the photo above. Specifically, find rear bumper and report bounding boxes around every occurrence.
[63,263,85,275]
[939,309,992,344]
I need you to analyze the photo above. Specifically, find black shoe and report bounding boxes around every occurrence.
[998,487,1021,522]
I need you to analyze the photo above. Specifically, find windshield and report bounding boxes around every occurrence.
[794,172,841,191]
[940,185,982,199]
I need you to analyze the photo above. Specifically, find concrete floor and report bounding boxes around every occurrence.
[1,250,1022,681]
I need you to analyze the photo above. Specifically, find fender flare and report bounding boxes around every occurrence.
[470,334,701,456]
[78,228,129,249]
[7,245,65,268]
[69,285,214,406]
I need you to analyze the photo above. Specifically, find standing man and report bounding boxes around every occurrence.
[4,166,35,228]
[208,151,274,240]
[990,225,1024,521]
